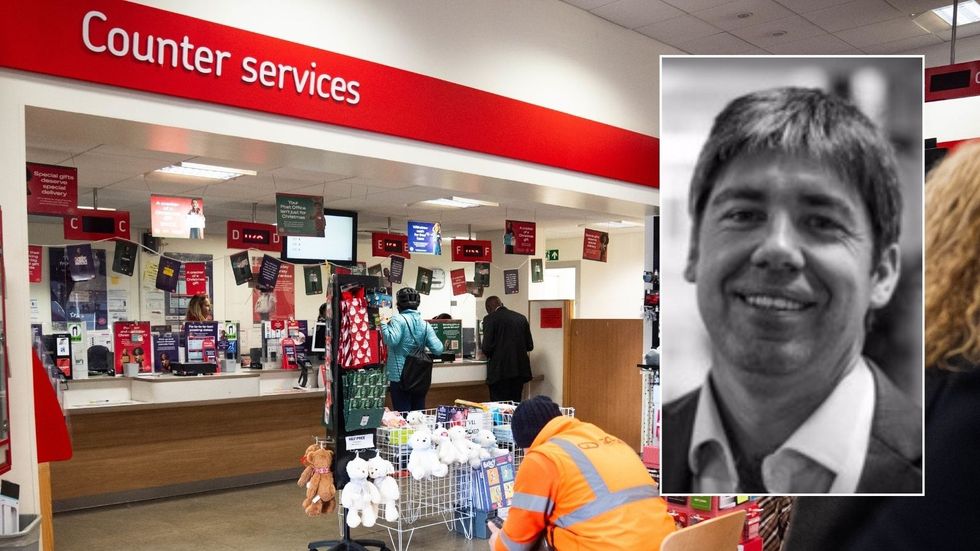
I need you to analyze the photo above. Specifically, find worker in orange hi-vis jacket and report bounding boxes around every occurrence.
[488,396,676,551]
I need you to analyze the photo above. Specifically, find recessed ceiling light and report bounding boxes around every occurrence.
[77,206,117,211]
[154,161,257,180]
[418,196,499,209]
[933,1,980,25]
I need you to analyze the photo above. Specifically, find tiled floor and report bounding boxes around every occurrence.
[53,481,485,550]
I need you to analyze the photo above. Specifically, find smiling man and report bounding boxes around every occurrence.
[661,87,922,494]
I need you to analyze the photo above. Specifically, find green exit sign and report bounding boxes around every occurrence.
[546,249,559,261]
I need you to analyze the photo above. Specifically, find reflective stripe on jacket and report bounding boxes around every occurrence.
[495,416,675,551]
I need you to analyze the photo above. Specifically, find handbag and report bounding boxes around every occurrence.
[399,315,433,394]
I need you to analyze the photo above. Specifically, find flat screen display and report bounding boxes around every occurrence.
[281,209,357,265]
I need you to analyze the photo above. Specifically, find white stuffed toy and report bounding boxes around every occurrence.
[340,456,381,528]
[407,428,448,480]
[367,455,400,523]
[472,429,509,465]
[433,424,461,465]
[406,410,427,428]
[448,426,481,467]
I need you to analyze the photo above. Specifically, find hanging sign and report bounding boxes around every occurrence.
[503,269,519,295]
[111,239,138,276]
[184,262,208,295]
[227,220,282,252]
[504,220,536,255]
[27,162,77,215]
[389,255,405,284]
[155,257,181,293]
[450,268,467,296]
[582,228,609,262]
[451,240,493,263]
[229,251,253,286]
[371,232,411,259]
[276,193,324,236]
[304,265,323,295]
[416,267,433,295]
[257,255,283,290]
[67,244,96,282]
[531,259,544,283]
[64,209,130,240]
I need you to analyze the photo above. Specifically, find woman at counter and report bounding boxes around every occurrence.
[185,294,213,321]
[382,287,443,412]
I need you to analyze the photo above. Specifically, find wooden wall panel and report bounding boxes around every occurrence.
[565,319,643,450]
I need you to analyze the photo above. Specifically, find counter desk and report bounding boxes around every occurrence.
[52,360,504,511]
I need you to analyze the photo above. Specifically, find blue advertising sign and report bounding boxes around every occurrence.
[407,220,442,255]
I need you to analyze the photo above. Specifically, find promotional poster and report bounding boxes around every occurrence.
[152,332,179,373]
[252,257,295,322]
[113,321,153,374]
[28,245,42,283]
[184,321,219,364]
[407,220,441,255]
[111,239,138,277]
[67,243,96,282]
[229,251,252,285]
[475,262,490,287]
[416,267,433,295]
[582,228,609,262]
[184,262,208,296]
[303,265,323,295]
[150,195,206,239]
[27,162,77,215]
[503,269,519,295]
[275,193,324,236]
[389,255,405,284]
[155,257,181,293]
[531,259,544,283]
[504,220,536,255]
[49,247,108,331]
[450,268,467,296]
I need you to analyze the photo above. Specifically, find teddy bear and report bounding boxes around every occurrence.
[406,410,427,428]
[367,455,400,522]
[471,429,509,465]
[448,426,481,467]
[407,428,448,480]
[432,424,461,465]
[297,447,337,516]
[340,456,381,528]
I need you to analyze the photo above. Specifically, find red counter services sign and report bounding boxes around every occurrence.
[0,0,657,187]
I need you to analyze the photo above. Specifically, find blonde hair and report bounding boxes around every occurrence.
[186,294,212,321]
[925,141,980,368]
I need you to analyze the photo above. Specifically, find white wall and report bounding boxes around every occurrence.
[545,231,644,319]
[137,0,677,137]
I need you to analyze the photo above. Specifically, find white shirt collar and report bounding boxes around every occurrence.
[689,357,875,493]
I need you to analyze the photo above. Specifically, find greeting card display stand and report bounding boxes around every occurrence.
[308,274,391,551]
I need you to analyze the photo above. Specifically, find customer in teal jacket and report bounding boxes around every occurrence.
[382,287,443,412]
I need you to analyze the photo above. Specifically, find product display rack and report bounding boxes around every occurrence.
[374,407,483,551]
[639,364,659,479]
[308,273,392,551]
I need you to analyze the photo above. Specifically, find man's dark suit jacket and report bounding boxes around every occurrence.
[783,366,978,550]
[661,360,922,494]
[481,306,533,385]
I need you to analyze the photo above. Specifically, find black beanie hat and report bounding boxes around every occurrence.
[512,396,562,448]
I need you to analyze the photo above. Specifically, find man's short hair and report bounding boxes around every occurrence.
[688,87,902,264]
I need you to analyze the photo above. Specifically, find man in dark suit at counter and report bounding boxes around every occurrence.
[482,296,533,402]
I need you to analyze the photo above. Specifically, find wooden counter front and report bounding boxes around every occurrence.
[51,393,325,511]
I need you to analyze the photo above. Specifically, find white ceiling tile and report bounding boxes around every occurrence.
[267,166,349,184]
[888,0,955,15]
[860,32,943,53]
[804,0,904,32]
[835,17,928,47]
[766,32,864,53]
[591,0,684,28]
[730,14,827,48]
[635,15,722,44]
[774,0,854,12]
[677,31,761,53]
[27,147,77,166]
[561,0,617,9]
[662,0,738,12]
[92,144,187,163]
[912,11,951,32]
[692,0,795,31]
[937,19,980,39]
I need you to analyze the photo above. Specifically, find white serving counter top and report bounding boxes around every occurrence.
[62,360,489,413]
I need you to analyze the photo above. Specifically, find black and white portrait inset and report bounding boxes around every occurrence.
[659,57,923,496]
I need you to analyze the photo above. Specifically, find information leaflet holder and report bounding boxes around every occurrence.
[309,274,391,551]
